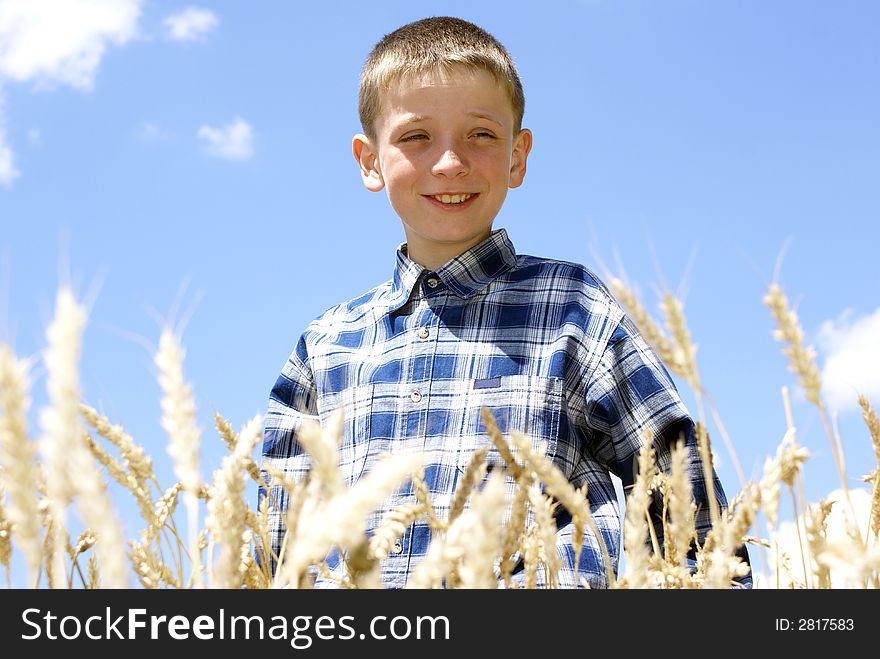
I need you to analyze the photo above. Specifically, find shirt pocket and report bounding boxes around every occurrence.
[317,383,374,487]
[455,375,563,475]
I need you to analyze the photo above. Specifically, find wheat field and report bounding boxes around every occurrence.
[0,278,877,589]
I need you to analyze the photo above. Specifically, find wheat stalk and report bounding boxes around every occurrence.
[294,409,346,500]
[763,284,862,526]
[804,498,834,588]
[448,446,488,525]
[156,327,203,587]
[34,289,126,587]
[407,471,505,589]
[81,404,156,520]
[38,288,87,588]
[68,443,129,587]
[608,278,683,376]
[215,412,261,483]
[480,407,524,480]
[858,395,880,540]
[665,440,697,568]
[764,283,822,406]
[660,292,701,391]
[277,449,423,588]
[619,432,656,588]
[611,282,747,487]
[369,502,425,560]
[499,471,531,587]
[0,486,11,586]
[206,414,262,588]
[0,345,42,583]
[701,482,759,588]
[456,470,507,588]
[508,429,615,587]
[527,485,561,588]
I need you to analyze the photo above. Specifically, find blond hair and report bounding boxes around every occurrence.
[358,16,525,141]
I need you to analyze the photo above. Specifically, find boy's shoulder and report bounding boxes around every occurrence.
[513,253,607,286]
[509,253,621,305]
[304,279,394,334]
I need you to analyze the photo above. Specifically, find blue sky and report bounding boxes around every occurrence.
[1,0,879,577]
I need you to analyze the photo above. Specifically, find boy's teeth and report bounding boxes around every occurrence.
[433,193,472,204]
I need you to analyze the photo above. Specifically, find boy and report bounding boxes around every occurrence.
[261,16,750,588]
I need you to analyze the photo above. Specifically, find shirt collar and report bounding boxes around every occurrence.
[385,228,517,314]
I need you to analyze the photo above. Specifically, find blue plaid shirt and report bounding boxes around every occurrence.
[261,228,750,588]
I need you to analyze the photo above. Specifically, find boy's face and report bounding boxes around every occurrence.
[353,66,532,269]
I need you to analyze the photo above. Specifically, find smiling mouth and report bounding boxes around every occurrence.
[426,193,477,205]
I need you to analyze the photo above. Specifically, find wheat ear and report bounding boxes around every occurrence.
[620,432,656,588]
[80,404,155,520]
[449,446,488,525]
[857,396,880,541]
[278,450,423,588]
[214,412,261,483]
[38,288,86,587]
[608,278,682,376]
[156,327,202,587]
[206,414,262,588]
[0,345,42,583]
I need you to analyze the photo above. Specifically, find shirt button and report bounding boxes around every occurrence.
[391,541,403,555]
[417,327,429,339]
[427,277,439,288]
[410,391,422,403]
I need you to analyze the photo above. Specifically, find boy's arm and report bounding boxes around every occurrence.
[258,334,319,574]
[580,315,752,587]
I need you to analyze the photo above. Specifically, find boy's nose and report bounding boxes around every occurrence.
[431,145,469,178]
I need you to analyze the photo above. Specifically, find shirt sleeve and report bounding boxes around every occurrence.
[258,334,319,573]
[580,314,752,587]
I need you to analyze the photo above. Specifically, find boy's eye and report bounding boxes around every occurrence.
[472,131,496,139]
[399,133,428,142]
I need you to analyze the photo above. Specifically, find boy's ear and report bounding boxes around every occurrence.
[508,128,532,189]
[352,134,385,192]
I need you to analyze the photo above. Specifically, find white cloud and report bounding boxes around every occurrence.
[197,116,253,160]
[0,131,19,187]
[138,122,161,140]
[163,7,218,42]
[136,121,173,142]
[0,0,142,188]
[818,307,880,412]
[0,0,142,91]
[0,93,19,187]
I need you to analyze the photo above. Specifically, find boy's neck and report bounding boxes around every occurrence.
[404,230,493,271]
